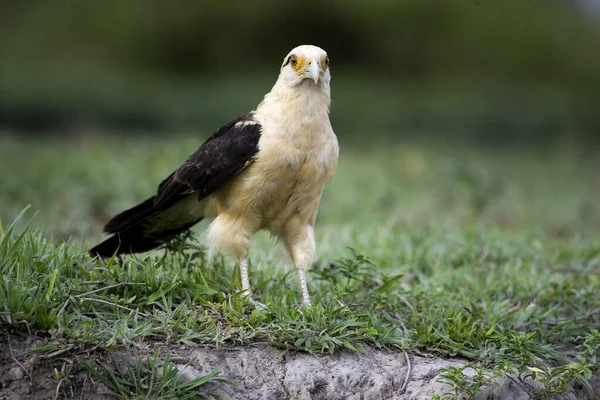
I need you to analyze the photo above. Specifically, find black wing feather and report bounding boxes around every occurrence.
[154,113,261,209]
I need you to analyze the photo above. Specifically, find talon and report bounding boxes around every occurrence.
[249,298,269,311]
[236,289,268,311]
[236,288,252,299]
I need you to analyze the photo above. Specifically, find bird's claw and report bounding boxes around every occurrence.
[249,297,269,312]
[237,289,269,312]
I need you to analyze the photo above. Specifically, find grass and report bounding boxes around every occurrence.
[81,351,228,400]
[1,134,600,398]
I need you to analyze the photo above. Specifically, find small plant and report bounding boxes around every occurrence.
[164,230,207,264]
[522,330,600,399]
[82,350,227,399]
[437,363,513,399]
[578,329,600,359]
[522,360,596,400]
[312,248,376,291]
[269,301,368,354]
[53,361,75,398]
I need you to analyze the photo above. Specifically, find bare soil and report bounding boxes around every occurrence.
[1,335,597,400]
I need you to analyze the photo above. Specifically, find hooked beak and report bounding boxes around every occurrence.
[304,61,321,84]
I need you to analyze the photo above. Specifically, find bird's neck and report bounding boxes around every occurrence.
[256,80,331,138]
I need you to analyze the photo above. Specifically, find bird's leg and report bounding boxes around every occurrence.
[239,258,268,311]
[285,224,316,307]
[240,257,251,293]
[297,268,312,307]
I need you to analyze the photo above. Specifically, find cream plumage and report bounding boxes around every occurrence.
[90,45,338,307]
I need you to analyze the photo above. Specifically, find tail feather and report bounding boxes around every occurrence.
[90,195,202,258]
[104,196,158,233]
[89,220,200,257]
[89,226,163,257]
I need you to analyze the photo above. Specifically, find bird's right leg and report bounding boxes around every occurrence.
[239,257,268,311]
[284,223,316,307]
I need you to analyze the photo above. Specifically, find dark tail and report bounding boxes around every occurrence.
[89,196,201,258]
[89,226,165,257]
[103,196,158,234]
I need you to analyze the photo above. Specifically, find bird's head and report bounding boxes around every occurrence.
[279,45,330,89]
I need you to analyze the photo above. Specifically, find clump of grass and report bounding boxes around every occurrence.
[521,330,600,399]
[435,362,516,400]
[82,350,226,400]
[434,329,600,399]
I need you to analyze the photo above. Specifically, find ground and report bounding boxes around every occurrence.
[0,134,599,399]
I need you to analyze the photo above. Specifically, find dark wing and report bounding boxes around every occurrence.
[101,112,261,235]
[154,112,262,210]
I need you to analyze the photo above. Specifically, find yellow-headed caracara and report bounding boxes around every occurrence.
[90,45,338,308]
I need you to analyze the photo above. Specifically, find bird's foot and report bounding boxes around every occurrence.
[238,258,268,311]
[237,289,269,311]
[297,298,312,315]
[249,297,269,311]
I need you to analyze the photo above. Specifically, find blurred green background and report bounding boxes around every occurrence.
[1,0,599,144]
[1,0,600,242]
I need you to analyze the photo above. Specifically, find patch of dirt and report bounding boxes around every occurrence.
[175,346,598,400]
[0,334,110,400]
[1,335,598,400]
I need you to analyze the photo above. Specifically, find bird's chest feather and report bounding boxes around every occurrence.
[242,122,338,221]
[256,124,336,187]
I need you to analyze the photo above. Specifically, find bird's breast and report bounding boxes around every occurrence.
[238,123,337,230]
[254,123,338,185]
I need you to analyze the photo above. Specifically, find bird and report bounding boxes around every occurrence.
[90,45,339,308]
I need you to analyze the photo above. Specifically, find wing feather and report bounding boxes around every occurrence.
[154,113,262,209]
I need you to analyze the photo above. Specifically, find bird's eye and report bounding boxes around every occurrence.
[325,57,329,66]
[290,55,298,67]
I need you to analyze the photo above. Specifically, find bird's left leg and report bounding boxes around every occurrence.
[207,214,266,310]
[285,224,316,307]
